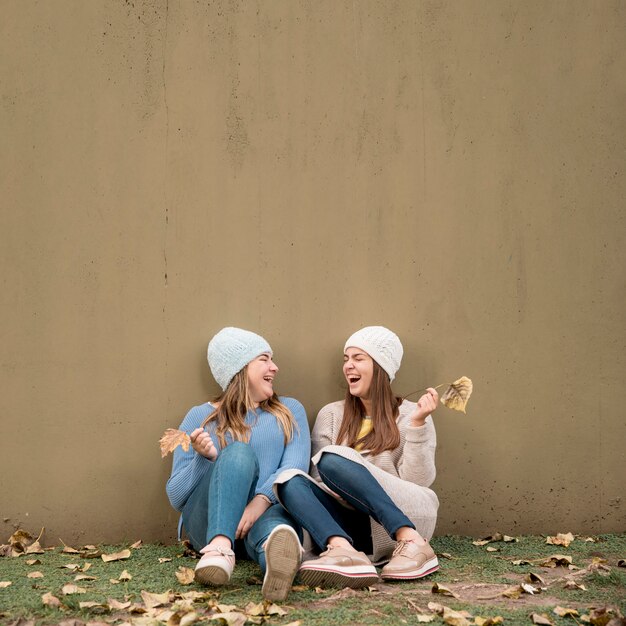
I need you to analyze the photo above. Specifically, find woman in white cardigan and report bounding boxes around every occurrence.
[274,326,439,589]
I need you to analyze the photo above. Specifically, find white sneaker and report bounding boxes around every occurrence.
[262,524,303,602]
[194,544,235,585]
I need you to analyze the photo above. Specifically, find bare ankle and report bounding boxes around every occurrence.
[327,536,354,551]
[395,527,426,545]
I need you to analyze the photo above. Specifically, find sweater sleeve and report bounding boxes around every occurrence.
[396,415,437,487]
[254,398,311,502]
[308,402,338,482]
[165,405,216,511]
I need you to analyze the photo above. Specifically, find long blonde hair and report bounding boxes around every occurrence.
[201,366,297,448]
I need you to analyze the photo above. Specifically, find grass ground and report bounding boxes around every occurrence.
[0,534,624,625]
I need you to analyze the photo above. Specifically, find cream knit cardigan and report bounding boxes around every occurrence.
[273,399,439,564]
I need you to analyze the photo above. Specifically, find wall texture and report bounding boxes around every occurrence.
[1,0,624,545]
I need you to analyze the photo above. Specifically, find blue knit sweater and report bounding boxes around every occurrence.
[166,396,310,511]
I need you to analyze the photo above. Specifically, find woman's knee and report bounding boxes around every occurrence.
[316,451,349,479]
[217,441,258,474]
[277,475,309,500]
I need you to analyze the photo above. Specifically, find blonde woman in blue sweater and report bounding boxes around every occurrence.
[166,327,310,601]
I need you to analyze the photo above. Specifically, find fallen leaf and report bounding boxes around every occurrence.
[511,559,533,565]
[9,529,33,549]
[62,584,87,595]
[209,613,246,626]
[59,538,80,554]
[79,601,106,609]
[475,618,504,626]
[160,429,191,457]
[141,590,171,608]
[178,612,200,626]
[546,532,575,548]
[416,616,436,623]
[503,535,518,542]
[42,591,62,606]
[216,604,239,613]
[526,572,546,585]
[74,574,97,582]
[521,583,540,595]
[440,552,454,559]
[472,540,490,547]
[109,579,120,584]
[62,564,81,571]
[583,537,597,542]
[563,579,586,590]
[428,602,446,614]
[266,604,288,616]
[486,546,499,552]
[538,554,573,568]
[501,585,522,599]
[101,549,131,562]
[432,582,459,598]
[27,571,44,579]
[175,566,195,585]
[130,540,143,549]
[26,559,41,565]
[0,581,12,588]
[119,569,132,581]
[553,606,579,617]
[442,606,471,626]
[107,598,132,610]
[440,376,473,413]
[159,557,173,563]
[530,614,554,625]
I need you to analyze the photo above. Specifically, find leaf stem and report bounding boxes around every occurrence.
[403,382,447,400]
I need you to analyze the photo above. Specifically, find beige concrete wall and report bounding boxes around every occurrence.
[1,1,624,544]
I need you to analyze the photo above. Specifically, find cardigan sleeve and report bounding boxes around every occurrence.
[309,402,340,481]
[396,415,437,487]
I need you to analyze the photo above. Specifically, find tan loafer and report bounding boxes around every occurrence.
[299,545,379,588]
[381,540,439,580]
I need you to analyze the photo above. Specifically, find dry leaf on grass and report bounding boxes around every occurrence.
[538,554,573,568]
[59,538,80,554]
[141,590,172,608]
[41,591,62,606]
[118,569,132,581]
[416,616,436,623]
[440,377,473,413]
[526,572,546,585]
[175,566,195,585]
[475,617,503,626]
[530,614,554,625]
[26,558,41,565]
[79,601,107,610]
[62,584,87,595]
[159,557,173,563]
[0,581,12,588]
[486,546,500,552]
[563,579,586,590]
[442,606,472,626]
[130,540,143,549]
[617,559,626,568]
[160,429,191,457]
[546,532,575,548]
[553,606,579,617]
[74,574,97,582]
[108,598,132,610]
[432,582,459,598]
[27,571,44,578]
[209,613,246,626]
[101,549,131,562]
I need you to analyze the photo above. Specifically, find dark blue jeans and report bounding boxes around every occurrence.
[277,451,414,553]
[181,441,300,572]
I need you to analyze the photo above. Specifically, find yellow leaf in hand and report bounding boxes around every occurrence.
[160,429,191,457]
[440,377,473,413]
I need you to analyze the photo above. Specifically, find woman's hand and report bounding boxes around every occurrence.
[411,387,439,427]
[235,495,271,539]
[190,427,218,461]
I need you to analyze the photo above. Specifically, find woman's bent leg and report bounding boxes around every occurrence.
[316,452,414,539]
[277,475,372,552]
[182,442,259,585]
[245,504,302,601]
[278,476,378,589]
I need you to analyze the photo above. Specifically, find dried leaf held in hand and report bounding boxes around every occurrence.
[160,429,191,457]
[440,377,473,413]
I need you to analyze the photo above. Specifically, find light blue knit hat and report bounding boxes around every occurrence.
[207,327,273,391]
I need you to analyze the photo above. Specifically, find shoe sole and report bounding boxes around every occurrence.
[194,563,231,586]
[381,556,440,580]
[262,526,302,602]
[299,564,380,589]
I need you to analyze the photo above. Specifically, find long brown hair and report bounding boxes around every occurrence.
[201,366,297,448]
[336,361,403,455]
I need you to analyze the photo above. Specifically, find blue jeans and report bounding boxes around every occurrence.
[181,441,300,572]
[277,451,414,553]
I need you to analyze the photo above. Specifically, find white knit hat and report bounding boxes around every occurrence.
[344,326,403,381]
[207,327,273,391]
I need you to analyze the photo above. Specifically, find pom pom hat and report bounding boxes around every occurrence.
[344,326,403,382]
[207,327,273,391]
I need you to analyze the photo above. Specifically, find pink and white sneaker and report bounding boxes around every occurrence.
[194,544,236,585]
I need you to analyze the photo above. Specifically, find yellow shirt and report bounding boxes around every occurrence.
[354,417,373,451]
